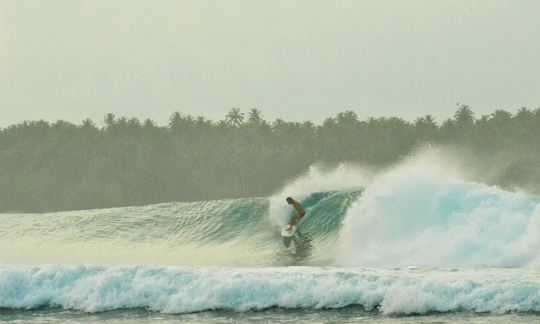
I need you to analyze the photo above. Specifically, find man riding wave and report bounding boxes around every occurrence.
[285,197,305,231]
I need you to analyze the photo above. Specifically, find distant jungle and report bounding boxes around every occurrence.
[1,104,539,212]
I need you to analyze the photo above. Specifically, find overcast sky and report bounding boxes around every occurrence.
[1,0,539,127]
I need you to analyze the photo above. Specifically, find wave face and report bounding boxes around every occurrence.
[1,265,539,315]
[0,167,361,266]
[2,156,540,268]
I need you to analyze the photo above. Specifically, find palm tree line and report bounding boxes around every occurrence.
[1,105,539,212]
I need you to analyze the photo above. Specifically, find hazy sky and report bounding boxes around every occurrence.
[1,0,539,127]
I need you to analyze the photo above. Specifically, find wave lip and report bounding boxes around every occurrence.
[1,265,539,315]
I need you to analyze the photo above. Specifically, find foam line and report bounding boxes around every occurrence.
[1,265,539,314]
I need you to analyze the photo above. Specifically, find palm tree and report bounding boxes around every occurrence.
[272,118,286,130]
[127,118,141,134]
[301,121,315,130]
[489,110,513,133]
[216,120,229,129]
[414,115,437,140]
[81,118,95,130]
[169,112,196,131]
[195,116,212,129]
[168,112,182,130]
[336,110,359,127]
[225,108,244,127]
[491,109,512,122]
[103,113,116,129]
[143,118,157,129]
[116,117,129,133]
[454,104,475,128]
[322,117,336,128]
[514,107,532,124]
[247,108,263,125]
[424,115,435,125]
[183,114,195,127]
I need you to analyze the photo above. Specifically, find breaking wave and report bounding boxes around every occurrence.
[1,264,539,315]
[2,151,540,315]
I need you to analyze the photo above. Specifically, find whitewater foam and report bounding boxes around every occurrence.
[338,152,540,268]
[1,265,539,315]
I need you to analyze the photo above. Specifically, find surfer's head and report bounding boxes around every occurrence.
[286,197,293,204]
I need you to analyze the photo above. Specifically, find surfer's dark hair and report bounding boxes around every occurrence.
[286,197,293,203]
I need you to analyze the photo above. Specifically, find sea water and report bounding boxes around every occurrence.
[1,155,540,322]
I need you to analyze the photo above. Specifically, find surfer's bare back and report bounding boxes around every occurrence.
[286,197,306,230]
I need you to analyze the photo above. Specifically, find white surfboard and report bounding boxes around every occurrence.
[281,225,297,237]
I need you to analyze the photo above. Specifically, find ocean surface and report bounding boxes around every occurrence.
[2,160,540,322]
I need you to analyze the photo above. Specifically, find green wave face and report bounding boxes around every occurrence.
[0,191,361,267]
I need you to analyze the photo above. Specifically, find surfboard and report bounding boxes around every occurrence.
[281,225,297,237]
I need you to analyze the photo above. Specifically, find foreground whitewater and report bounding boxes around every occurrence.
[1,265,539,315]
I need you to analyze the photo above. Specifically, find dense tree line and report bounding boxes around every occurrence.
[1,105,539,212]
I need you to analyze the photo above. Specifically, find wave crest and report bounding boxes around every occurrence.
[339,152,540,267]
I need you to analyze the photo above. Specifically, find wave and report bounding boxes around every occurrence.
[3,151,540,317]
[0,170,361,266]
[1,150,539,268]
[338,152,540,268]
[1,264,539,315]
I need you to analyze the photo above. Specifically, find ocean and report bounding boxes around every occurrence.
[1,162,540,322]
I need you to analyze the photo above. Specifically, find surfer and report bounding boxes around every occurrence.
[286,197,306,230]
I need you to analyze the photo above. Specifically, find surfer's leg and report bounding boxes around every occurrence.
[289,212,301,226]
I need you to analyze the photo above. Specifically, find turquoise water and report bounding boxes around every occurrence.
[1,164,540,322]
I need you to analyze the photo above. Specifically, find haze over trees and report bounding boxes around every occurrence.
[1,105,539,212]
